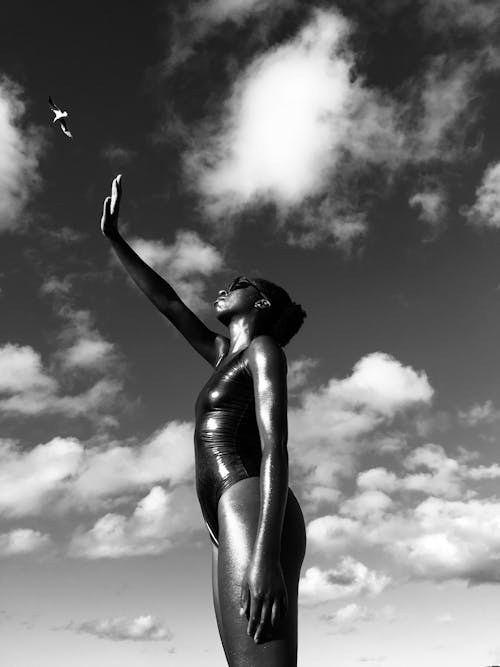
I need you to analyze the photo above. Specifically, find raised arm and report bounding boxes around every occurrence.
[101,175,227,366]
[240,335,289,643]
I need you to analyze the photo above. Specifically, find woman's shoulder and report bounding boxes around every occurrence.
[245,335,287,367]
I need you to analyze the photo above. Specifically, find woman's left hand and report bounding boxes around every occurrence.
[240,557,288,643]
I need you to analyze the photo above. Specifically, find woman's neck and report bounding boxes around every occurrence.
[227,313,267,354]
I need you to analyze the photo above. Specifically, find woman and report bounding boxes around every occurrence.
[101,175,307,667]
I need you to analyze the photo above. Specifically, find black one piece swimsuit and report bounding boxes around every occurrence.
[194,350,262,546]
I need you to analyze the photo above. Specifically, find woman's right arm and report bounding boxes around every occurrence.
[101,175,227,367]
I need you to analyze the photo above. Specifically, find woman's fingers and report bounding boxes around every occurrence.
[110,174,122,216]
[247,595,263,639]
[101,196,111,223]
[254,597,271,643]
[101,197,112,235]
[271,597,282,628]
[240,585,250,618]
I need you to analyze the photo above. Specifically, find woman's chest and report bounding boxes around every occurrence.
[195,360,253,415]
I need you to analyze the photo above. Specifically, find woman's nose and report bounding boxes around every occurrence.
[218,290,228,297]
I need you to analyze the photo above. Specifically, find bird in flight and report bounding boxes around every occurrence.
[48,96,73,138]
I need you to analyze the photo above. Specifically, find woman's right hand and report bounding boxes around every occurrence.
[101,174,122,239]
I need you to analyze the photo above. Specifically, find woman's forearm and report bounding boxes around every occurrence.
[253,444,289,563]
[108,233,180,312]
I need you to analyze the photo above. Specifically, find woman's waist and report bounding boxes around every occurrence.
[195,408,259,439]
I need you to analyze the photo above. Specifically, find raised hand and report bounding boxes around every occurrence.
[101,174,122,239]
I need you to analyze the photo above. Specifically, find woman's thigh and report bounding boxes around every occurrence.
[216,477,306,667]
[212,543,230,662]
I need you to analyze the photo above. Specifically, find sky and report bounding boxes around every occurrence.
[2,0,500,665]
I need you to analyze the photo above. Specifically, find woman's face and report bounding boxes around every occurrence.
[214,276,268,325]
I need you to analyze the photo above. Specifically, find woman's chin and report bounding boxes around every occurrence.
[215,307,231,325]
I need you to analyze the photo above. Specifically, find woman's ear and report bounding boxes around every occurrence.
[254,298,271,310]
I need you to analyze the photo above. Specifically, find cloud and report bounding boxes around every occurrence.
[409,187,447,228]
[164,0,294,71]
[0,343,57,394]
[419,0,500,33]
[0,420,195,517]
[411,56,480,162]
[463,161,500,228]
[61,338,115,370]
[287,356,318,391]
[458,400,500,426]
[69,485,200,558]
[0,528,51,556]
[129,230,224,310]
[307,444,500,585]
[0,307,121,417]
[299,557,390,605]
[0,76,44,231]
[40,276,72,296]
[71,420,195,504]
[73,614,172,642]
[101,144,135,163]
[357,443,500,500]
[287,352,433,506]
[184,10,401,237]
[0,344,120,417]
[194,0,290,24]
[0,352,122,417]
[181,9,489,247]
[0,437,84,517]
[55,306,116,371]
[389,496,500,583]
[340,490,394,519]
[321,603,395,634]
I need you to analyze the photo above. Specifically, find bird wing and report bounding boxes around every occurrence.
[48,96,60,111]
[60,120,73,138]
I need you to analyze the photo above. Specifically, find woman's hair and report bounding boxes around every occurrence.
[252,278,307,347]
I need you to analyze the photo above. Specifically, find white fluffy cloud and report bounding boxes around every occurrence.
[69,485,200,558]
[390,496,500,582]
[287,356,318,391]
[288,352,433,506]
[72,420,195,504]
[185,10,401,240]
[0,421,195,518]
[0,437,83,517]
[299,557,390,606]
[0,343,56,394]
[308,443,500,584]
[0,528,51,556]
[62,338,115,369]
[357,443,500,500]
[0,76,43,231]
[463,161,500,228]
[129,230,224,310]
[74,614,172,642]
[0,342,122,418]
[55,306,116,371]
[183,9,486,247]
